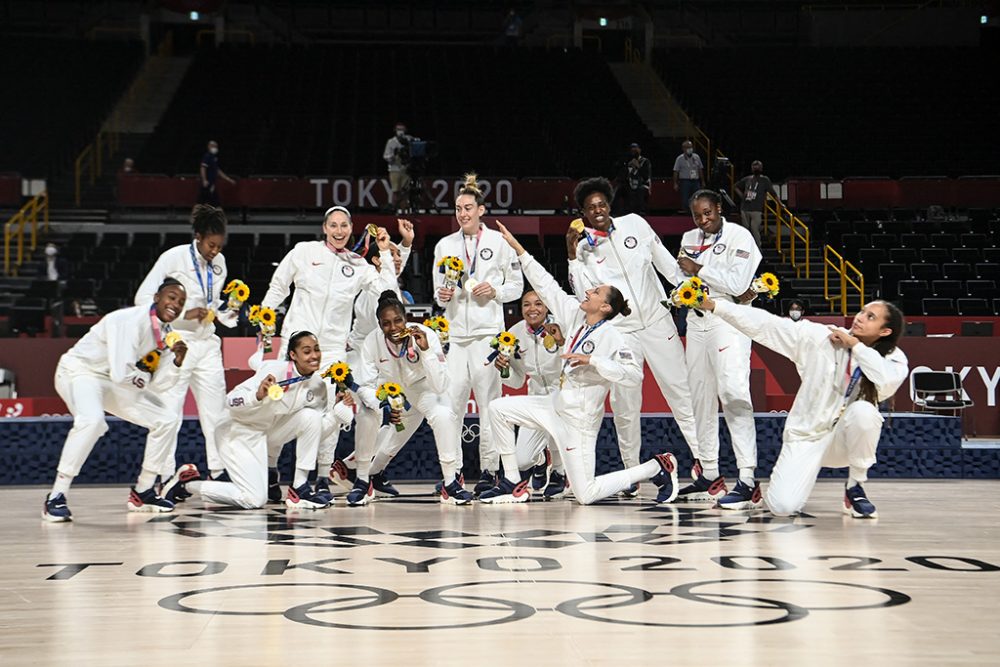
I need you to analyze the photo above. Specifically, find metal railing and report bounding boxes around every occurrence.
[823,244,866,315]
[3,191,49,276]
[763,192,810,278]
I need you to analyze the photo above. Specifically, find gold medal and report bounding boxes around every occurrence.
[464,278,479,292]
[543,334,557,352]
[202,309,216,324]
[164,331,182,348]
[570,218,585,233]
[267,384,284,401]
[366,223,379,238]
[559,373,566,389]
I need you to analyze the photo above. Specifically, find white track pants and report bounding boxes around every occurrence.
[685,321,757,472]
[199,408,323,509]
[610,317,699,468]
[489,395,654,505]
[54,365,181,482]
[367,381,460,482]
[765,401,883,516]
[448,336,502,472]
[158,336,228,477]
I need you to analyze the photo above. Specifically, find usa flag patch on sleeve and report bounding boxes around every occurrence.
[735,249,750,259]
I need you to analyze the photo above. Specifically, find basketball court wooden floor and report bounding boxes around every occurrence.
[4,480,999,665]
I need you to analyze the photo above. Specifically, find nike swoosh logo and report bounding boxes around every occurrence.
[378,358,388,363]
[718,346,729,352]
[667,334,676,340]
[311,262,323,266]
[596,258,606,264]
[566,447,576,451]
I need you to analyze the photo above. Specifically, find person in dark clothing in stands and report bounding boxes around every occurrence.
[199,140,236,206]
[734,160,779,248]
[613,142,652,216]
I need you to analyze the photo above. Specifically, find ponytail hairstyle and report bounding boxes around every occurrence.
[191,204,228,237]
[157,277,185,293]
[285,331,318,360]
[603,285,632,320]
[858,300,906,405]
[456,172,486,206]
[375,289,406,322]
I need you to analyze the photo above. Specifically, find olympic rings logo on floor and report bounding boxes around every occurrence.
[158,579,909,630]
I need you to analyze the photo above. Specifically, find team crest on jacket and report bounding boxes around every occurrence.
[479,247,494,260]
[623,236,638,249]
[211,264,223,275]
[713,243,727,254]
[581,340,595,354]
[306,390,315,402]
[342,265,355,277]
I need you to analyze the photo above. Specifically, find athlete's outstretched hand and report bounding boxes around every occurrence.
[495,221,526,256]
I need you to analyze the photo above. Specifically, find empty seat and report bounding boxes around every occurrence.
[956,298,993,316]
[921,297,955,315]
[841,233,868,254]
[910,263,940,282]
[960,233,988,248]
[951,247,981,264]
[930,233,958,248]
[76,262,109,281]
[63,278,95,299]
[920,247,950,264]
[870,233,897,249]
[966,280,996,299]
[889,248,918,265]
[976,263,1000,280]
[899,233,928,248]
[898,280,928,299]
[89,246,120,263]
[983,248,1000,263]
[99,232,129,248]
[131,232,162,247]
[942,263,973,281]
[931,280,964,298]
[99,281,136,299]
[163,233,191,248]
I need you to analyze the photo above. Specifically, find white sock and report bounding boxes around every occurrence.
[293,468,310,487]
[51,472,73,496]
[739,468,755,486]
[847,469,867,488]
[702,463,720,481]
[500,452,520,484]
[316,462,332,478]
[135,469,157,493]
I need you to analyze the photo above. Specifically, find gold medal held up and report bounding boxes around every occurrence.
[202,309,216,324]
[543,334,558,352]
[267,384,284,401]
[164,331,182,348]
[570,218,585,233]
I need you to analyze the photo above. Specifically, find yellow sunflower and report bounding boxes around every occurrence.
[448,257,464,272]
[234,284,250,302]
[761,272,779,290]
[139,349,161,373]
[436,317,449,333]
[323,362,350,383]
[689,276,703,289]
[248,304,261,323]
[497,331,517,347]
[677,287,699,307]
[222,279,241,295]
[383,382,402,397]
[259,307,276,327]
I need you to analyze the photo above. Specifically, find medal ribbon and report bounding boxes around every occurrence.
[277,362,311,389]
[560,319,605,376]
[463,224,483,276]
[189,243,214,303]
[148,304,170,350]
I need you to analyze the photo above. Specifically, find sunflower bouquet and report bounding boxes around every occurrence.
[437,256,465,290]
[664,276,707,310]
[423,315,450,351]
[375,382,410,432]
[248,304,277,352]
[751,272,780,299]
[322,361,360,393]
[136,349,161,374]
[221,279,251,312]
[486,331,521,379]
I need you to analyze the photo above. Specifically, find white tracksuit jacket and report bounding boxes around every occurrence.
[346,245,411,353]
[504,319,564,397]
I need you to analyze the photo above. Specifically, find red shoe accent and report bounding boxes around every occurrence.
[751,483,763,503]
[655,453,676,473]
[708,477,728,495]
[692,458,703,478]
[128,489,143,506]
[287,487,300,502]
[440,484,450,501]
[331,460,349,480]
[544,448,552,467]
[843,493,851,509]
[178,465,200,483]
[513,480,530,498]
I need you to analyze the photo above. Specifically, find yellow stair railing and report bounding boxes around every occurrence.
[763,193,810,278]
[3,191,49,276]
[823,245,866,315]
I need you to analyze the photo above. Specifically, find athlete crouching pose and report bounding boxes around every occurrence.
[350,291,474,505]
[480,222,679,505]
[43,279,190,521]
[176,331,353,510]
[693,295,908,517]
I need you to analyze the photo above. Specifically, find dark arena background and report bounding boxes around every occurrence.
[2,1,999,663]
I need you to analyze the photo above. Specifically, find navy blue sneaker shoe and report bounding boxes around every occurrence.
[717,480,763,510]
[479,477,531,504]
[675,475,728,503]
[440,477,474,505]
[42,492,72,523]
[210,470,232,483]
[331,459,356,491]
[314,477,335,504]
[844,484,878,518]
[531,449,551,491]
[346,478,374,506]
[267,468,283,503]
[371,472,400,497]
[542,470,569,500]
[162,463,200,504]
[474,470,498,496]
[127,487,175,513]
[285,483,329,510]
[650,453,679,504]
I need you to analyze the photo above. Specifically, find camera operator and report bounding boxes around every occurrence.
[383,122,417,213]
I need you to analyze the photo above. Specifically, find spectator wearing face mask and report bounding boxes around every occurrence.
[44,243,68,282]
[672,140,704,212]
[614,142,652,216]
[199,140,236,206]
[734,160,780,248]
[787,299,806,322]
[383,123,416,213]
